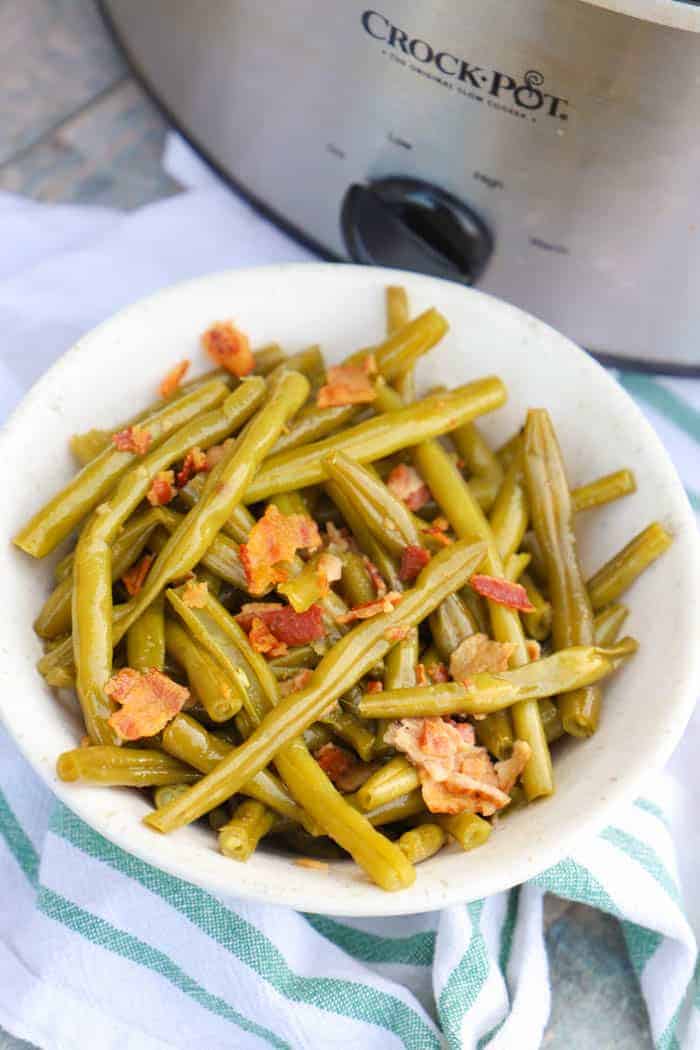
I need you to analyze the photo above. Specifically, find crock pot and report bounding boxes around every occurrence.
[101,0,700,374]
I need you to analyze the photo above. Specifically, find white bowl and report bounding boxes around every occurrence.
[1,263,698,917]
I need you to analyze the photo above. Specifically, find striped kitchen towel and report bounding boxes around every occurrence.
[0,158,698,1049]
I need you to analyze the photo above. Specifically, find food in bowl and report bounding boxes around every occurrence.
[14,285,672,892]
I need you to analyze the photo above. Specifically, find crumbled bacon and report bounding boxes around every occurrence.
[295,858,329,872]
[146,470,176,506]
[365,680,383,694]
[449,633,516,684]
[159,359,190,399]
[399,544,431,582]
[336,591,402,624]
[421,517,453,547]
[495,740,531,793]
[112,425,151,455]
[181,578,208,608]
[526,639,541,662]
[363,557,387,597]
[316,359,377,408]
[428,662,450,683]
[384,624,409,642]
[415,663,428,686]
[315,552,343,596]
[176,446,208,488]
[385,716,511,816]
[237,602,325,647]
[278,668,313,697]
[236,602,284,631]
[201,321,254,377]
[315,742,373,793]
[121,553,154,597]
[248,617,288,658]
[386,463,431,511]
[106,668,189,741]
[239,505,321,595]
[470,574,535,612]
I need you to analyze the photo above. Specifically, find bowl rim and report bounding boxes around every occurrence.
[1,260,699,917]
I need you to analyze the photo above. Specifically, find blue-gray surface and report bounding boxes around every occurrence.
[0,1,653,1046]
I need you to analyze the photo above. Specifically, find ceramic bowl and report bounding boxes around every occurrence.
[1,263,698,916]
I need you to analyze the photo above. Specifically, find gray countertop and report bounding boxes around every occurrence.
[0,2,652,1047]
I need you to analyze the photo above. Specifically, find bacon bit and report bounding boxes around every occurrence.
[146,470,176,506]
[317,362,377,408]
[112,425,151,456]
[236,602,284,631]
[159,359,190,398]
[106,668,189,741]
[415,663,428,686]
[295,858,329,872]
[421,517,453,547]
[336,591,402,624]
[121,553,154,597]
[278,668,314,697]
[315,742,375,793]
[526,639,541,662]
[248,617,288,658]
[495,740,531,793]
[238,602,326,646]
[201,321,254,377]
[470,574,535,612]
[363,556,387,598]
[449,633,516,684]
[240,505,322,595]
[386,716,510,816]
[182,578,208,608]
[365,680,384,694]
[399,544,431,582]
[428,662,450,683]
[315,552,343,597]
[386,463,431,511]
[384,624,409,642]
[176,446,208,488]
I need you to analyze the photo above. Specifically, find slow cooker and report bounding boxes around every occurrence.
[101,0,700,374]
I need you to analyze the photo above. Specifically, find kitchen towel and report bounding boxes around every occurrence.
[0,138,698,1050]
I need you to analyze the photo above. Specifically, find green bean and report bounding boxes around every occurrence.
[208,805,232,832]
[339,551,377,608]
[161,713,309,827]
[505,552,530,582]
[324,479,400,590]
[520,573,553,641]
[268,647,320,677]
[165,619,243,723]
[279,829,346,860]
[489,454,528,562]
[302,723,333,753]
[277,552,331,613]
[177,476,255,544]
[319,706,376,762]
[587,522,672,612]
[524,409,601,738]
[113,370,309,644]
[496,431,523,471]
[359,641,637,718]
[376,627,418,755]
[538,698,564,744]
[413,436,552,799]
[244,377,506,503]
[451,422,504,512]
[35,508,161,639]
[386,286,409,335]
[271,403,362,456]
[15,378,230,558]
[126,593,166,672]
[571,469,637,513]
[144,538,486,832]
[399,823,447,864]
[355,755,419,811]
[154,783,194,809]
[349,788,426,828]
[219,799,276,861]
[594,604,629,646]
[324,450,419,555]
[152,507,248,591]
[267,490,311,517]
[57,746,198,787]
[429,593,478,658]
[438,812,491,851]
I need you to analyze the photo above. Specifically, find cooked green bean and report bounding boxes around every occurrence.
[451,422,504,512]
[244,378,506,503]
[57,746,198,787]
[413,436,553,800]
[538,698,564,744]
[594,604,629,646]
[524,409,601,738]
[355,755,419,811]
[520,573,553,641]
[438,812,491,851]
[319,706,376,762]
[153,507,248,591]
[325,479,400,590]
[376,627,418,755]
[126,594,166,672]
[219,800,276,861]
[398,823,447,864]
[505,552,531,582]
[208,805,232,832]
[154,783,194,809]
[348,788,427,828]
[571,469,637,513]
[165,619,243,723]
[489,454,528,562]
[15,378,230,558]
[144,539,486,833]
[386,286,409,335]
[358,640,636,717]
[324,450,419,555]
[339,551,377,608]
[587,522,672,612]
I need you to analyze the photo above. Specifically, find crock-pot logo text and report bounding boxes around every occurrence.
[362,10,568,120]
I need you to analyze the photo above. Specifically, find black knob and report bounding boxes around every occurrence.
[341,177,493,285]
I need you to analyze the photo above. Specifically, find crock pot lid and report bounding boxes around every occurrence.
[578,0,700,31]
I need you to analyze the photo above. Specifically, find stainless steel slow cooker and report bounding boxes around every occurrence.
[101,0,700,374]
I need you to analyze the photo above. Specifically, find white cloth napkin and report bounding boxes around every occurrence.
[0,137,698,1050]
